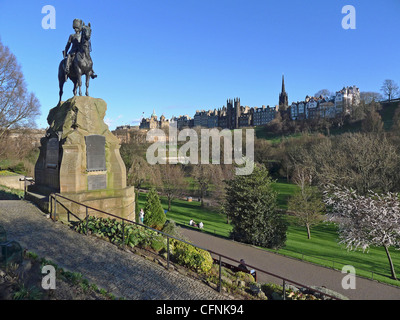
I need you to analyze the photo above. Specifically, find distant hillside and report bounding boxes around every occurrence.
[255,101,400,142]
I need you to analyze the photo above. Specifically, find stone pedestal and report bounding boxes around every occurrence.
[31,96,135,221]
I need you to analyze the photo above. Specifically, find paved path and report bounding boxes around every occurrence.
[0,200,228,300]
[181,228,400,300]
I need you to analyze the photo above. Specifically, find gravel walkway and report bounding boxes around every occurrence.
[0,200,228,300]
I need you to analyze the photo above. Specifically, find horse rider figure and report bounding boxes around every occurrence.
[63,18,97,82]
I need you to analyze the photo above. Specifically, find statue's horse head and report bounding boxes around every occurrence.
[80,22,92,54]
[81,22,91,42]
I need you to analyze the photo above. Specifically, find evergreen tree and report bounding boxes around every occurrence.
[143,188,166,230]
[223,165,287,249]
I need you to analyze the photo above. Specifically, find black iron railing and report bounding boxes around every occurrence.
[48,192,341,300]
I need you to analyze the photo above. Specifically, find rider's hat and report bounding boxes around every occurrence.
[72,19,83,30]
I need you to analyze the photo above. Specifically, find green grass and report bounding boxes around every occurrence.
[137,184,400,287]
[0,170,19,176]
[0,185,24,200]
[137,191,231,238]
[271,180,300,210]
[272,216,400,286]
[137,180,298,237]
[254,126,302,144]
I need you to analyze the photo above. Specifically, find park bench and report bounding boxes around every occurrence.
[212,258,257,281]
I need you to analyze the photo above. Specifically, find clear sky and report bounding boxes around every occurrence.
[0,0,399,130]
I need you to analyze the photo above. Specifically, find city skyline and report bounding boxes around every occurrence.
[0,0,399,130]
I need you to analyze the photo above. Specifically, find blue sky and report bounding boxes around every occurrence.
[0,0,399,130]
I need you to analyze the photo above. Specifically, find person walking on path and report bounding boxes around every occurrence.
[139,208,144,224]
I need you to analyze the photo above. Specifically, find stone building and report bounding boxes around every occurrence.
[334,85,360,114]
[253,105,278,126]
[139,109,170,130]
[289,85,360,121]
[170,115,192,129]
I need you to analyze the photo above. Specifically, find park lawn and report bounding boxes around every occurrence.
[271,180,300,210]
[266,216,400,286]
[137,180,298,236]
[137,183,400,287]
[254,126,302,144]
[137,191,231,238]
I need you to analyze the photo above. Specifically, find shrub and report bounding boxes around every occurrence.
[161,220,183,238]
[73,216,159,249]
[150,235,166,252]
[261,283,284,296]
[235,271,255,284]
[144,188,166,230]
[171,240,213,274]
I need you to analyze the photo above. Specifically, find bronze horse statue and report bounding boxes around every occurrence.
[58,22,97,102]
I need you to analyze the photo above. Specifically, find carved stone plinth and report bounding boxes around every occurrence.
[31,96,135,221]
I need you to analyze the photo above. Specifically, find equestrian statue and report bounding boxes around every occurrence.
[58,19,97,102]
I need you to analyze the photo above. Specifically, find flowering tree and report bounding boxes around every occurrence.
[323,186,400,280]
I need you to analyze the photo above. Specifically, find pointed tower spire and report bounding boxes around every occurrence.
[279,74,288,110]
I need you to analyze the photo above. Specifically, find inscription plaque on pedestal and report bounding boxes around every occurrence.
[46,138,59,169]
[85,135,106,171]
[88,174,107,190]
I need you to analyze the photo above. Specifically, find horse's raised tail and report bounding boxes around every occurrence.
[58,59,67,103]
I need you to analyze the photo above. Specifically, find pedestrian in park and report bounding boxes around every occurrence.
[238,259,249,272]
[199,221,204,229]
[139,208,144,224]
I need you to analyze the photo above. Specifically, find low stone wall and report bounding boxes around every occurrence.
[0,175,25,190]
[51,186,135,222]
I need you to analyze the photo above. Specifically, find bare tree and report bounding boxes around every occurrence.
[287,166,324,239]
[127,154,161,190]
[288,185,325,239]
[192,164,223,207]
[158,164,188,211]
[324,186,400,280]
[292,165,313,192]
[381,79,399,102]
[288,133,400,194]
[314,89,333,98]
[0,39,40,138]
[359,91,383,104]
[361,108,384,135]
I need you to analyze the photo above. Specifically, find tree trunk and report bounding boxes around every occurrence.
[384,245,397,280]
[306,224,311,239]
[168,197,171,211]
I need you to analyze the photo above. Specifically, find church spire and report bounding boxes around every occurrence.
[279,74,288,110]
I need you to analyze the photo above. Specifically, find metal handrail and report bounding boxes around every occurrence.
[49,192,341,300]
